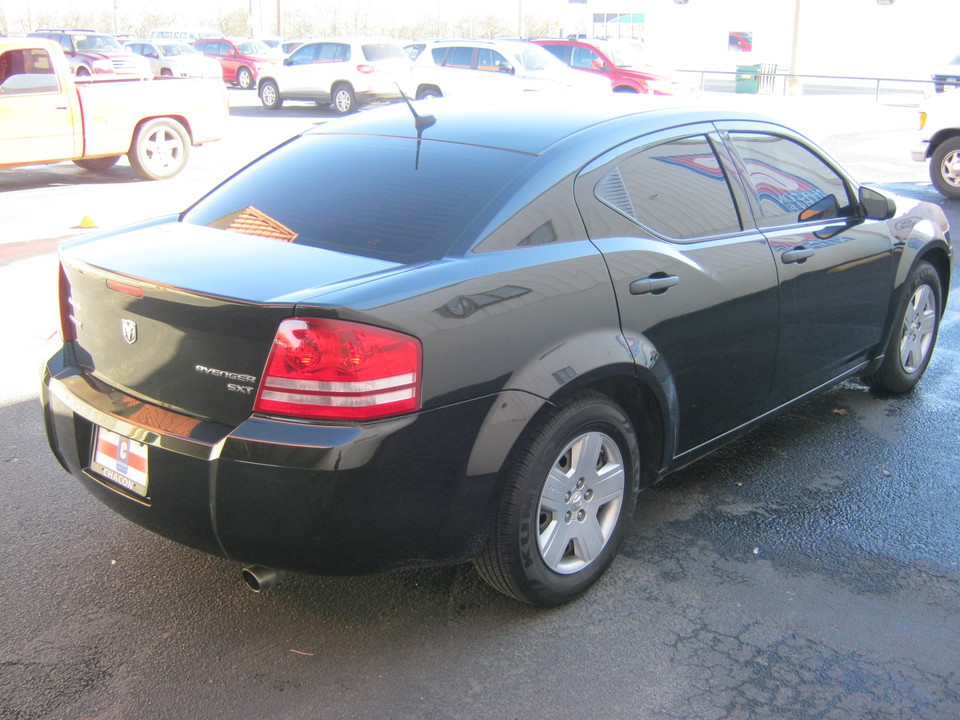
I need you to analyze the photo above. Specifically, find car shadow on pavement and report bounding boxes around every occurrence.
[0,163,143,193]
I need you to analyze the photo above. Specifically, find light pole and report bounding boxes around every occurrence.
[788,0,801,92]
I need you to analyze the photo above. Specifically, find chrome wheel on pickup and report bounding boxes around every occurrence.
[127,118,190,181]
[930,136,960,199]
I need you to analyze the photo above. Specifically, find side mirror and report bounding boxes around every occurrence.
[798,194,840,222]
[498,61,515,75]
[860,186,896,220]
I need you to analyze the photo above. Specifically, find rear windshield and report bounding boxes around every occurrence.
[181,133,534,262]
[361,44,407,62]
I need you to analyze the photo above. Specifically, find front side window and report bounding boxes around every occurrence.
[288,44,317,65]
[0,48,58,94]
[595,135,742,240]
[477,49,509,72]
[727,132,854,229]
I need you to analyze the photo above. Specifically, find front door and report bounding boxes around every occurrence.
[719,126,895,405]
[0,47,79,164]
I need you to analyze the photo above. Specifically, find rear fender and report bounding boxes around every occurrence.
[466,329,677,482]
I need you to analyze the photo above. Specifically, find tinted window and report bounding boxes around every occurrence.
[540,45,568,63]
[477,49,509,72]
[361,44,406,62]
[595,135,741,239]
[727,132,854,229]
[182,134,535,262]
[0,48,58,94]
[445,47,474,68]
[288,43,317,64]
[571,46,601,69]
[318,43,348,62]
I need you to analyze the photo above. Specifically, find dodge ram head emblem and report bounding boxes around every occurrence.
[121,319,138,345]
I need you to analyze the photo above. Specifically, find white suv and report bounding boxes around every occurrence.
[410,39,609,100]
[257,38,410,114]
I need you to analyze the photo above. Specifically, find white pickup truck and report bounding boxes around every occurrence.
[0,37,228,180]
[912,90,960,199]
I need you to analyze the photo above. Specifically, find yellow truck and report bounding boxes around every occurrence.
[0,37,229,180]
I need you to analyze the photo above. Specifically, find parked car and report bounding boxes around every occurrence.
[1,37,228,179]
[410,38,608,100]
[150,27,224,42]
[911,90,960,198]
[42,95,952,607]
[125,39,222,79]
[257,38,410,113]
[932,54,960,93]
[27,29,151,79]
[193,37,275,89]
[533,38,694,96]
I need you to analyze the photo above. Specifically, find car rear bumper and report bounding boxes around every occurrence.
[42,344,509,576]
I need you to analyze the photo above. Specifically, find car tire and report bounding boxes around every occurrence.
[864,261,942,393]
[929,136,960,199]
[76,66,91,77]
[473,391,640,606]
[331,83,356,114]
[160,68,173,78]
[73,156,121,172]
[259,79,283,110]
[416,85,442,100]
[127,117,191,181]
[236,66,254,89]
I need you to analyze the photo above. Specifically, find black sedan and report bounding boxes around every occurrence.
[42,95,952,606]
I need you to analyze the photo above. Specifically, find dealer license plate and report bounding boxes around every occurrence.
[91,428,149,498]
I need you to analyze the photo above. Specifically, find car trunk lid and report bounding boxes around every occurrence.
[59,222,405,426]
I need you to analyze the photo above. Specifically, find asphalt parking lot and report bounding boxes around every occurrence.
[1,89,957,720]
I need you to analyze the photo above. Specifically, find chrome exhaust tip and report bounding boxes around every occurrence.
[242,565,287,592]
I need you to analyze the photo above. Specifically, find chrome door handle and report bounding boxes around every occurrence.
[630,275,679,295]
[781,248,815,264]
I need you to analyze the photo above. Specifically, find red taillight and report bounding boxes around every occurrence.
[356,63,376,74]
[58,263,77,342]
[254,318,422,421]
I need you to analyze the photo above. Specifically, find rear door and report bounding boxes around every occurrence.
[575,125,780,456]
[718,124,895,405]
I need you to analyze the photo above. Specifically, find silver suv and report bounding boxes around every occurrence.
[410,39,608,100]
[257,38,410,114]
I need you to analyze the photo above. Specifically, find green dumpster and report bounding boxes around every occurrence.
[735,64,761,94]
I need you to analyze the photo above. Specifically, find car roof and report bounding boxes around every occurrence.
[308,94,788,157]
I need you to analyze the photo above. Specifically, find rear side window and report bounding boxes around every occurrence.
[595,135,742,240]
[444,47,475,68]
[181,134,534,262]
[318,43,349,62]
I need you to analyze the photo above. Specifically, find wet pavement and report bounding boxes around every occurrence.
[0,97,957,720]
